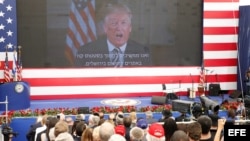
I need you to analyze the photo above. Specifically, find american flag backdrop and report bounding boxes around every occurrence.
[0,0,242,100]
[0,0,17,51]
[0,0,16,83]
[65,0,97,66]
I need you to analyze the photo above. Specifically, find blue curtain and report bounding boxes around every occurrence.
[238,5,250,94]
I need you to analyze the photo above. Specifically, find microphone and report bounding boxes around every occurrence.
[162,84,166,90]
[162,84,166,95]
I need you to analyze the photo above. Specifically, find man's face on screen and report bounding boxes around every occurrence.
[104,12,132,47]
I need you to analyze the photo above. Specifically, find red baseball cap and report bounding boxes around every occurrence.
[148,123,165,138]
[115,125,125,136]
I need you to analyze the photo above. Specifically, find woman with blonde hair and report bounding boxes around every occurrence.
[81,127,93,141]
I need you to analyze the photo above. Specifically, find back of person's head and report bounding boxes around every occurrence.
[57,113,65,121]
[136,118,148,129]
[146,123,165,141]
[41,115,48,125]
[65,117,74,125]
[47,117,59,139]
[227,109,236,118]
[129,127,144,141]
[145,110,153,118]
[115,112,124,125]
[123,116,132,128]
[163,117,178,140]
[186,121,201,141]
[93,115,101,126]
[208,114,220,127]
[75,121,86,136]
[55,132,74,141]
[54,120,69,137]
[76,114,85,121]
[89,115,101,126]
[99,121,115,141]
[108,134,126,141]
[82,127,94,141]
[93,126,101,141]
[177,123,187,133]
[99,112,104,119]
[197,115,212,134]
[170,130,189,141]
[162,109,172,119]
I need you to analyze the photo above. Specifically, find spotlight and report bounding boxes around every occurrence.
[200,95,220,113]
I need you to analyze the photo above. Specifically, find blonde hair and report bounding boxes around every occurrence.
[54,120,69,137]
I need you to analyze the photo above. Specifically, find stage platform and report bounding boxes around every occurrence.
[29,94,228,110]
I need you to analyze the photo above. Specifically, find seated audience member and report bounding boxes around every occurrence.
[115,112,124,126]
[163,117,178,141]
[99,121,115,141]
[145,110,157,124]
[175,111,188,122]
[81,127,94,141]
[146,123,165,141]
[129,111,137,128]
[191,103,203,120]
[123,116,132,141]
[197,115,214,141]
[107,113,115,125]
[226,109,237,125]
[159,109,173,122]
[108,134,126,141]
[57,113,66,121]
[176,123,187,133]
[236,98,245,117]
[26,116,43,141]
[54,120,74,141]
[76,114,86,122]
[170,130,189,141]
[99,112,105,120]
[92,126,101,141]
[115,125,126,137]
[129,127,145,141]
[88,114,100,129]
[65,117,74,134]
[208,113,220,138]
[41,117,59,141]
[136,118,148,130]
[186,121,202,141]
[73,121,87,141]
[34,115,48,141]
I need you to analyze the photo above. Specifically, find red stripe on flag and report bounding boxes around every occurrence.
[204,59,238,66]
[204,11,239,19]
[24,75,237,87]
[203,27,238,35]
[203,43,237,51]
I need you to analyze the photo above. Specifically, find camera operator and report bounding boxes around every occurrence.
[1,125,18,141]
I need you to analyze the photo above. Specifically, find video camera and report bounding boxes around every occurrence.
[1,125,18,137]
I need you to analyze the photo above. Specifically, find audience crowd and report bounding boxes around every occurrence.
[24,104,247,141]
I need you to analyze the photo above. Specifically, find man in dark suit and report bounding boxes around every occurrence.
[75,3,152,67]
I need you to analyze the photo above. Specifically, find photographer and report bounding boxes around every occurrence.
[1,125,18,141]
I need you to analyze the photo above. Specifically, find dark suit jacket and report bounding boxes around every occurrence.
[75,37,152,67]
[26,122,42,141]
